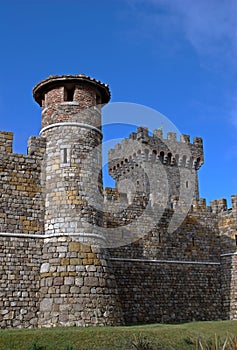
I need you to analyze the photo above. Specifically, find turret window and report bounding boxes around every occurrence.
[96,93,101,105]
[63,148,68,164]
[64,87,75,101]
[60,146,71,167]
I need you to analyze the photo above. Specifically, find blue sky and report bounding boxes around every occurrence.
[0,0,236,207]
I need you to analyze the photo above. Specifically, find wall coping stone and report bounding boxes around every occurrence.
[221,252,237,257]
[40,122,102,136]
[0,232,106,242]
[110,257,220,265]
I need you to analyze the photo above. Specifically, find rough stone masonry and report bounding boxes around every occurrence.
[0,74,236,328]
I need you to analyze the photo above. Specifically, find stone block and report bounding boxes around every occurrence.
[70,258,80,265]
[75,277,84,286]
[84,277,99,287]
[40,263,50,274]
[80,244,92,253]
[64,276,75,285]
[68,242,80,252]
[40,298,53,312]
[61,258,70,266]
[53,277,64,286]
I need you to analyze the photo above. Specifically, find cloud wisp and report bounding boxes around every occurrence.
[125,0,237,65]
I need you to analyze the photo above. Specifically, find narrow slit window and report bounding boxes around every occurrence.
[60,147,70,167]
[63,148,68,164]
[192,237,195,247]
[235,235,237,246]
[186,181,189,188]
[158,232,161,243]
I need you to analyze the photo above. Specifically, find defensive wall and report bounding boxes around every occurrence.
[0,74,236,328]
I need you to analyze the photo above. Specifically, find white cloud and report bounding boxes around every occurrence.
[125,0,237,62]
[123,0,237,130]
[170,0,236,60]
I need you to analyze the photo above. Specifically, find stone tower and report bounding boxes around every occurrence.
[33,74,123,327]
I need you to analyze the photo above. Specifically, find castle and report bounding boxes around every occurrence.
[0,74,237,328]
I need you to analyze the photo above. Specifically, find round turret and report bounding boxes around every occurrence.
[34,75,123,327]
[33,74,110,129]
[33,74,110,236]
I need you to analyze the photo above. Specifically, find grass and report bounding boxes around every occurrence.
[0,321,237,350]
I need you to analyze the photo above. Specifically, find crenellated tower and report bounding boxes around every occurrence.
[108,126,204,209]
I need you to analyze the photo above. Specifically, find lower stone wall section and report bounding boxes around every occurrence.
[221,254,237,320]
[0,236,43,328]
[39,236,124,327]
[110,258,222,324]
[0,236,234,328]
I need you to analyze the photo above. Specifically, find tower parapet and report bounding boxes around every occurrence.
[109,127,204,177]
[210,198,228,213]
[108,127,204,204]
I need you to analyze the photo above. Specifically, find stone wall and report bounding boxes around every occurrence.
[0,132,45,328]
[221,254,237,320]
[41,124,103,236]
[219,195,237,320]
[0,235,42,328]
[0,132,46,234]
[0,127,236,328]
[110,259,221,324]
[39,237,124,327]
[0,73,236,329]
[105,195,237,324]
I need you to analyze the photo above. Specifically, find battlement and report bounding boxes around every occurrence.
[0,131,13,153]
[27,136,46,158]
[102,189,237,217]
[108,127,204,180]
[209,195,237,214]
[0,131,46,160]
[132,127,203,147]
[191,195,237,214]
[0,131,46,235]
